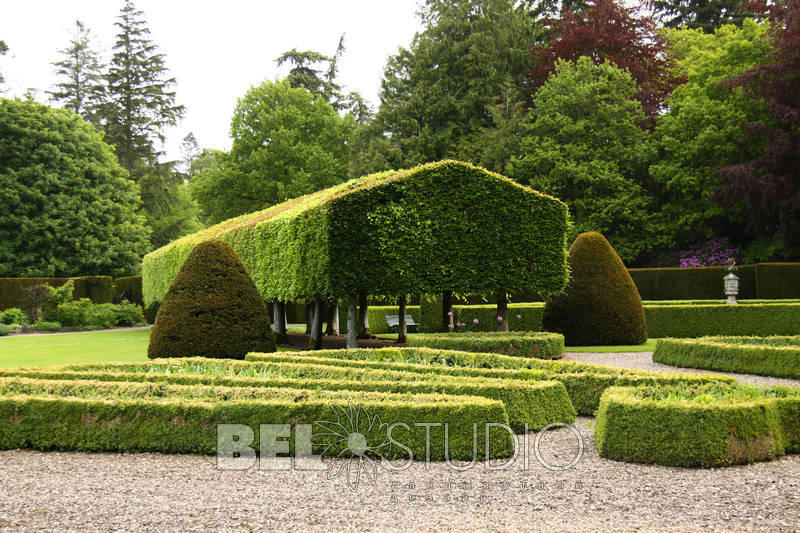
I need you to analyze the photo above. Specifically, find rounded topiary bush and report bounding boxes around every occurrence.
[148,239,275,359]
[542,232,646,346]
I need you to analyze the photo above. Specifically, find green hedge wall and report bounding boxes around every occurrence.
[0,364,574,433]
[418,301,800,337]
[0,377,514,460]
[337,305,422,334]
[406,332,564,359]
[755,263,800,299]
[653,337,800,379]
[143,161,569,307]
[245,348,735,415]
[113,276,143,306]
[595,384,800,467]
[0,276,114,310]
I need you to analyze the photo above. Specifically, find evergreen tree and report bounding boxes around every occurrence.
[0,40,8,88]
[649,0,752,32]
[48,20,105,124]
[103,0,185,173]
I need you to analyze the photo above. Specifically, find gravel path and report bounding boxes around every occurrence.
[1,353,799,531]
[564,351,800,388]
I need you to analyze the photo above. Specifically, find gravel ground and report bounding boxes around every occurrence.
[564,351,800,388]
[1,353,799,531]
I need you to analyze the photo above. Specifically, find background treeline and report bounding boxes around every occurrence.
[1,0,798,277]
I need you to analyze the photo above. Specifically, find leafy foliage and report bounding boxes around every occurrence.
[543,232,647,346]
[718,0,800,253]
[148,239,275,359]
[145,161,569,306]
[0,99,149,277]
[527,0,682,118]
[509,58,655,263]
[650,0,753,31]
[191,80,353,224]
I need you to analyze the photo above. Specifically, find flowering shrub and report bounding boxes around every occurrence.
[677,238,740,268]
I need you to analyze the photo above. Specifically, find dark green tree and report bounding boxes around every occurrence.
[102,0,185,172]
[649,0,752,31]
[361,0,540,172]
[48,20,105,125]
[0,99,149,276]
[508,57,656,264]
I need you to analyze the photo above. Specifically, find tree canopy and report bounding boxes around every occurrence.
[0,99,149,277]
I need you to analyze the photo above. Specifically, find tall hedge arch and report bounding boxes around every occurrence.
[143,161,570,336]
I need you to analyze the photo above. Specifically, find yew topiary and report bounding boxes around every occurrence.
[542,232,647,346]
[148,239,274,359]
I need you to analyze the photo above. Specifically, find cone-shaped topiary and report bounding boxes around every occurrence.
[542,232,647,346]
[148,239,275,359]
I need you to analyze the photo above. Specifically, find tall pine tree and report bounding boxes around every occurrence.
[48,20,105,125]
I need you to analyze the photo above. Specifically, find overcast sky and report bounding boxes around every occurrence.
[0,0,424,161]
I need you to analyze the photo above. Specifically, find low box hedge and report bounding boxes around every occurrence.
[594,383,800,467]
[406,332,564,359]
[246,348,734,415]
[0,377,514,460]
[653,336,800,379]
[0,363,575,433]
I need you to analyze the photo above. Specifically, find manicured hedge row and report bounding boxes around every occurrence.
[143,161,569,307]
[246,348,735,415]
[0,364,575,432]
[418,301,800,337]
[419,301,545,333]
[406,332,564,359]
[0,377,514,460]
[337,305,422,334]
[653,337,800,379]
[0,276,114,310]
[112,276,143,306]
[594,384,800,467]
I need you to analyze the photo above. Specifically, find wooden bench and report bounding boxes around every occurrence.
[385,315,419,333]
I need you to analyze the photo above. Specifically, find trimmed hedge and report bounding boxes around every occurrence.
[419,301,800,338]
[653,336,800,379]
[0,363,575,433]
[246,348,735,415]
[420,301,545,333]
[543,232,647,346]
[406,332,564,359]
[143,160,569,306]
[0,276,114,311]
[148,240,275,359]
[595,384,800,467]
[337,305,422,334]
[0,377,514,460]
[113,276,143,306]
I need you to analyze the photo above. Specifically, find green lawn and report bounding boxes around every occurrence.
[0,328,295,368]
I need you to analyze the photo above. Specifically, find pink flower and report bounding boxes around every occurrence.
[516,314,522,319]
[497,316,503,322]
[489,331,494,336]
[473,318,479,324]
[447,311,453,316]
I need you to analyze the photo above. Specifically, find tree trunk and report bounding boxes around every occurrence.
[496,292,509,332]
[346,296,358,349]
[442,290,453,332]
[358,293,371,339]
[305,304,312,334]
[325,299,339,335]
[273,301,287,344]
[310,299,324,350]
[397,295,407,344]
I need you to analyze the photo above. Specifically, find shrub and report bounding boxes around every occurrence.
[0,277,114,315]
[0,364,576,433]
[594,383,800,467]
[406,331,564,359]
[0,324,12,336]
[30,321,61,332]
[0,308,27,325]
[148,240,275,359]
[543,232,647,346]
[0,377,514,460]
[143,161,569,307]
[653,336,800,379]
[109,301,145,326]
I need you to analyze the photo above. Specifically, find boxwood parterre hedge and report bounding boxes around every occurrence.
[406,331,564,359]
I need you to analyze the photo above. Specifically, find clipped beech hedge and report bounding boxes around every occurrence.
[595,384,800,467]
[653,336,800,379]
[143,161,569,307]
[0,363,575,433]
[0,377,514,460]
[406,331,564,359]
[246,348,735,415]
